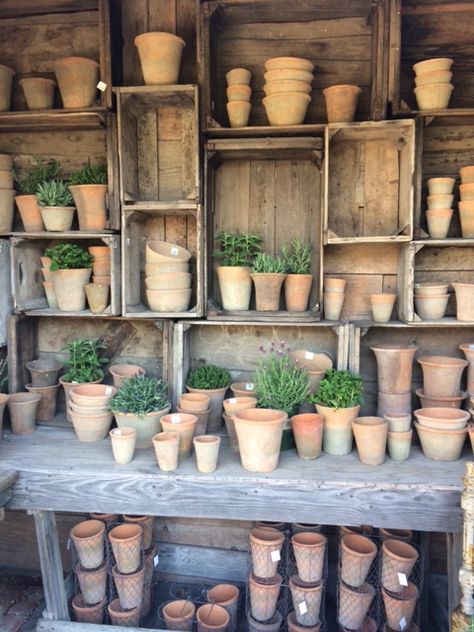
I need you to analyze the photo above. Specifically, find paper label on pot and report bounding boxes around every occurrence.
[105,387,112,395]
[399,617,407,631]
[229,398,237,404]
[298,601,308,615]
[97,81,107,92]
[171,414,180,424]
[397,572,408,587]
[270,550,280,562]
[154,555,159,566]
[170,247,179,256]
[245,383,254,391]
[304,352,314,360]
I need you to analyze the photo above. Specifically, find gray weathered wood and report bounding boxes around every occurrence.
[158,542,247,582]
[447,531,463,622]
[0,469,17,494]
[37,620,167,632]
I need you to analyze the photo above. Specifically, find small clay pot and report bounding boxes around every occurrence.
[223,396,257,416]
[352,417,388,465]
[416,387,466,409]
[383,413,411,433]
[316,404,360,456]
[415,293,449,320]
[323,84,361,123]
[452,283,474,321]
[54,57,99,108]
[426,193,454,210]
[414,283,449,296]
[370,293,396,323]
[108,523,143,574]
[207,584,239,632]
[180,392,210,413]
[134,32,185,85]
[291,413,324,459]
[263,93,311,126]
[110,427,137,465]
[186,385,228,433]
[70,519,105,570]
[114,405,171,449]
[226,68,251,86]
[289,574,323,627]
[417,355,467,398]
[25,383,59,422]
[249,610,284,632]
[381,538,419,593]
[460,183,474,201]
[193,435,221,473]
[71,594,106,624]
[26,358,62,387]
[85,283,109,314]
[8,392,41,435]
[426,208,453,239]
[177,405,209,435]
[249,526,285,579]
[226,84,251,102]
[340,534,377,588]
[324,277,346,293]
[287,611,320,632]
[233,409,286,472]
[414,82,453,110]
[109,363,145,388]
[162,599,195,631]
[248,573,282,622]
[152,431,180,471]
[196,603,230,632]
[285,274,313,312]
[387,429,413,462]
[15,194,44,232]
[427,177,455,195]
[323,291,345,320]
[19,77,55,110]
[251,272,286,310]
[291,531,326,583]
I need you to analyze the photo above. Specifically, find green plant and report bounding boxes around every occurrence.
[69,164,108,186]
[37,179,73,207]
[309,369,364,410]
[14,158,60,195]
[62,338,108,383]
[253,252,285,274]
[186,364,231,390]
[110,375,169,416]
[45,243,94,271]
[213,232,262,267]
[255,342,309,416]
[281,238,311,274]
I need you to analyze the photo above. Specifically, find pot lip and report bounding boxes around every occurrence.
[289,573,323,591]
[196,602,230,626]
[248,610,284,627]
[414,293,449,300]
[111,563,145,579]
[69,410,112,422]
[134,31,186,47]
[451,282,474,289]
[388,429,413,439]
[193,434,220,445]
[382,538,419,562]
[339,581,375,596]
[323,84,361,94]
[70,383,117,397]
[370,293,396,301]
[414,407,470,421]
[234,408,287,423]
[54,56,100,68]
[108,523,142,542]
[70,518,105,540]
[109,363,145,375]
[413,57,453,70]
[250,271,287,278]
[72,594,107,610]
[110,427,136,439]
[414,82,454,93]
[187,385,230,395]
[425,208,453,215]
[250,526,285,545]
[341,533,377,557]
[19,77,56,86]
[8,392,41,403]
[381,582,418,601]
[114,405,171,419]
[152,431,180,443]
[414,420,468,435]
[216,264,252,271]
[415,387,467,402]
[291,531,326,548]
[0,64,15,76]
[40,205,75,212]
[460,343,474,351]
[286,611,320,632]
[370,344,418,352]
[248,571,282,586]
[315,403,360,413]
[25,382,60,392]
[352,416,387,428]
[207,583,240,604]
[68,183,108,189]
[26,358,62,370]
[429,176,456,183]
[417,355,468,367]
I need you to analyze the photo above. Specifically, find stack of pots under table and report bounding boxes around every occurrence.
[69,384,117,442]
[371,344,418,417]
[381,538,420,632]
[425,176,455,239]
[262,57,314,126]
[145,241,192,312]
[414,282,450,321]
[413,57,454,110]
[459,165,474,238]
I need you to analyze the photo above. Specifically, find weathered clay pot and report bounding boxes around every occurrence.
[207,584,239,632]
[251,272,286,311]
[54,57,99,108]
[417,355,467,397]
[8,392,41,435]
[0,170,12,189]
[110,427,137,465]
[162,599,195,631]
[340,534,377,588]
[323,84,361,123]
[52,268,92,312]
[227,101,251,127]
[71,594,106,624]
[352,416,388,466]
[381,539,419,593]
[134,32,185,85]
[25,383,59,422]
[382,583,418,631]
[227,84,252,102]
[291,413,324,459]
[40,205,75,231]
[370,293,396,323]
[186,385,228,432]
[146,241,192,263]
[415,407,470,431]
[315,404,360,456]
[287,611,320,632]
[109,364,146,388]
[196,603,230,632]
[324,277,346,293]
[226,68,251,86]
[60,376,103,423]
[216,266,252,311]
[427,177,455,195]
[234,409,286,472]
[388,429,413,461]
[250,526,285,579]
[414,82,453,110]
[415,421,467,461]
[85,283,109,314]
[70,383,116,407]
[248,573,282,622]
[265,56,314,72]
[263,93,310,126]
[249,611,283,632]
[146,287,191,312]
[152,431,180,471]
[112,564,145,610]
[114,405,171,449]
[107,598,141,627]
[461,166,474,184]
[264,69,312,83]
[180,392,210,413]
[323,291,345,320]
[69,184,108,231]
[384,413,411,432]
[160,412,198,459]
[379,528,414,541]
[223,396,257,416]
[338,582,375,631]
[426,208,452,239]
[75,562,107,605]
[415,282,449,296]
[230,382,256,398]
[415,69,452,87]
[416,388,466,409]
[0,189,15,232]
[377,391,412,418]
[70,519,105,569]
[458,203,474,238]
[109,523,143,574]
[460,183,474,201]
[15,195,44,232]
[0,65,14,111]
[26,358,62,387]
[89,513,118,523]
[19,77,55,110]
[89,245,109,260]
[452,283,474,321]
[339,526,374,538]
[289,574,323,627]
[193,435,221,473]
[177,405,208,435]
[285,274,313,312]
[145,271,191,290]
[70,411,113,442]
[291,531,326,583]
[415,293,449,320]
[371,344,417,394]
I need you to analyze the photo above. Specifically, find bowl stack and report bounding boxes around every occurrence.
[91,245,111,285]
[459,166,474,238]
[413,58,454,110]
[263,57,313,126]
[145,240,192,312]
[69,384,116,442]
[414,407,469,461]
[226,68,252,128]
[414,282,449,320]
[425,177,455,239]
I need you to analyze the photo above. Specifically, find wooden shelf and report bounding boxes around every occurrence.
[10,231,117,239]
[0,108,107,131]
[206,305,321,323]
[122,307,202,319]
[414,239,474,247]
[354,317,474,328]
[23,307,117,318]
[122,201,199,216]
[394,108,474,122]
[326,235,411,245]
[206,124,327,138]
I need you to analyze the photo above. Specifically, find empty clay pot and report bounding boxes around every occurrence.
[223,396,257,416]
[426,208,453,239]
[8,392,41,435]
[226,68,251,86]
[226,100,251,127]
[427,177,455,195]
[110,427,137,465]
[370,293,396,323]
[216,266,252,310]
[180,392,210,413]
[323,84,361,123]
[196,603,230,632]
[107,598,141,627]
[69,183,108,231]
[248,573,282,622]
[160,412,198,460]
[15,194,44,232]
[416,387,466,409]
[75,562,107,605]
[108,523,143,574]
[109,364,145,388]
[223,413,240,452]
[291,531,326,583]
[70,383,117,407]
[289,574,323,627]
[20,77,55,110]
[371,345,418,395]
[461,166,474,184]
[452,283,474,321]
[426,193,454,209]
[70,519,105,570]
[414,82,453,110]
[249,526,285,579]
[85,283,109,314]
[285,274,313,312]
[52,267,92,312]
[264,69,313,84]
[388,429,413,461]
[323,291,345,320]
[340,534,377,588]
[251,272,286,310]
[415,294,449,320]
[54,57,99,108]
[324,277,346,293]
[263,92,311,126]
[163,599,195,631]
[26,358,62,387]
[383,413,411,433]
[415,421,467,461]
[382,539,419,593]
[414,283,449,296]
[338,582,375,631]
[71,594,106,624]
[70,411,113,442]
[194,435,221,473]
[414,407,469,431]
[145,272,191,290]
[186,385,228,433]
[417,355,467,397]
[153,431,180,471]
[207,584,239,632]
[382,583,418,631]
[352,416,389,466]
[233,408,286,472]
[316,404,360,456]
[112,564,145,610]
[25,383,59,422]
[0,188,14,232]
[134,32,185,85]
[292,523,322,534]
[230,382,256,398]
[291,413,324,459]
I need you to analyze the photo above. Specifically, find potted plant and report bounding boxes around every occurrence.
[309,369,364,456]
[45,243,93,312]
[68,164,108,231]
[281,238,312,312]
[14,158,59,232]
[251,253,286,311]
[186,364,231,432]
[37,179,75,232]
[110,374,171,449]
[213,231,262,311]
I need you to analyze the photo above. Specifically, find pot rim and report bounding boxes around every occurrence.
[134,31,186,47]
[414,420,468,435]
[382,538,419,562]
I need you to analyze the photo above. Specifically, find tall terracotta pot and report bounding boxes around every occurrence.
[249,526,285,579]
[25,383,59,422]
[70,519,105,569]
[134,32,186,85]
[291,413,324,459]
[112,564,145,610]
[371,344,417,394]
[8,392,41,435]
[19,77,55,110]
[251,273,286,311]
[233,408,286,472]
[340,534,377,588]
[285,274,312,311]
[54,57,99,108]
[52,268,92,312]
[160,412,198,459]
[291,532,326,583]
[352,416,388,466]
[315,404,360,456]
[108,523,143,574]
[381,539,419,593]
[75,562,107,605]
[248,573,282,622]
[289,575,323,627]
[109,363,145,388]
[207,584,239,632]
[123,514,154,550]
[382,583,418,631]
[217,266,252,311]
[338,582,375,631]
[15,195,44,232]
[69,184,108,231]
[417,355,467,398]
[186,385,228,432]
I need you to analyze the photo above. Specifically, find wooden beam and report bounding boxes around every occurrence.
[402,3,474,16]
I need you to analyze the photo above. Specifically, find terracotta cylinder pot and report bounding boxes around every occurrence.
[352,416,389,466]
[134,32,185,85]
[338,582,375,631]
[194,435,221,473]
[71,594,106,624]
[69,184,108,231]
[152,431,180,471]
[26,358,62,387]
[417,355,467,397]
[0,189,15,232]
[377,391,412,418]
[75,562,107,605]
[323,291,345,320]
[323,84,361,123]
[85,283,109,314]
[8,392,41,435]
[291,532,326,583]
[234,408,286,472]
[227,100,251,127]
[177,405,208,435]
[382,539,419,593]
[289,575,323,627]
[382,583,418,631]
[291,413,324,459]
[186,385,228,433]
[180,392,210,413]
[226,68,251,85]
[426,208,452,239]
[54,57,99,108]
[196,603,230,632]
[452,283,474,321]
[249,526,285,578]
[108,523,143,574]
[460,343,474,395]
[223,413,240,452]
[371,345,418,394]
[0,393,9,442]
[249,573,282,622]
[109,364,145,388]
[207,584,239,632]
[110,427,137,465]
[70,519,105,569]
[19,77,55,110]
[114,405,171,449]
[370,293,396,323]
[415,421,467,461]
[249,611,284,632]
[251,273,286,311]
[340,534,377,588]
[52,268,92,312]
[107,598,141,627]
[160,412,198,460]
[384,413,411,433]
[112,564,145,610]
[316,404,360,456]
[25,383,59,422]
[388,429,413,461]
[123,515,154,550]
[162,599,195,631]
[0,64,14,111]
[287,611,320,632]
[40,205,75,231]
[223,396,257,416]
[15,194,44,232]
[285,274,313,312]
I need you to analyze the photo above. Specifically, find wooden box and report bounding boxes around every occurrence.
[324,120,415,243]
[206,137,323,321]
[116,86,200,206]
[11,234,121,316]
[199,0,388,133]
[122,206,204,318]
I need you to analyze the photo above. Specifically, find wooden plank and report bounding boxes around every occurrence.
[158,542,247,582]
[148,0,177,33]
[0,1,97,17]
[447,532,463,619]
[120,0,148,86]
[0,470,17,494]
[156,516,251,551]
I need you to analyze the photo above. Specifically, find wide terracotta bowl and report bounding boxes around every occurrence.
[416,387,466,409]
[414,407,469,430]
[146,241,192,263]
[415,421,467,461]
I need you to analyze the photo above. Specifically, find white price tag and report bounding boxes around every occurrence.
[304,352,314,360]
[229,398,237,404]
[298,601,308,616]
[153,555,159,566]
[399,617,407,631]
[270,549,280,563]
[97,81,107,92]
[105,387,112,395]
[171,414,180,424]
[170,247,179,256]
[245,383,254,391]
[397,572,408,587]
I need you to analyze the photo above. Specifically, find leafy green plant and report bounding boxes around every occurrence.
[14,158,60,195]
[62,338,108,383]
[45,243,93,271]
[110,375,169,416]
[186,365,231,390]
[37,180,73,207]
[69,164,107,186]
[281,238,311,274]
[309,369,364,410]
[253,252,285,274]
[213,232,262,267]
[255,342,309,416]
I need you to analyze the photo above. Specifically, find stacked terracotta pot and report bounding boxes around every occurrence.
[86,245,111,315]
[413,58,454,110]
[425,177,455,239]
[459,165,474,238]
[323,277,346,321]
[222,394,257,452]
[178,392,211,436]
[25,356,62,424]
[381,539,420,632]
[0,152,15,233]
[263,57,313,126]
[371,344,417,417]
[414,282,450,320]
[68,383,116,442]
[226,68,252,128]
[145,240,192,312]
[384,412,412,462]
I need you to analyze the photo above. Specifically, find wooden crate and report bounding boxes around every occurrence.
[11,234,121,316]
[198,0,388,133]
[206,137,323,322]
[122,206,204,318]
[324,120,415,243]
[116,86,200,206]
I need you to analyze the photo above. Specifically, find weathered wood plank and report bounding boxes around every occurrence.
[38,621,166,632]
[447,532,463,619]
[0,470,17,494]
[158,542,247,581]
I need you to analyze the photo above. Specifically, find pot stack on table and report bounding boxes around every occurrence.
[263,57,314,126]
[413,57,454,110]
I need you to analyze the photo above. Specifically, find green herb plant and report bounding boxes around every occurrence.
[309,368,364,410]
[62,338,108,384]
[37,180,73,207]
[45,243,93,271]
[110,375,169,416]
[69,164,108,186]
[255,342,310,416]
[281,238,311,274]
[14,158,60,195]
[213,232,262,267]
[186,364,231,390]
[253,252,285,274]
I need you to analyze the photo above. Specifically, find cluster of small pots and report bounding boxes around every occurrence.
[145,240,192,312]
[425,167,474,240]
[413,57,453,110]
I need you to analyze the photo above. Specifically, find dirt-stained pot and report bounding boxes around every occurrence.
[216,266,253,311]
[19,77,56,110]
[249,526,285,579]
[108,523,143,574]
[417,355,467,398]
[114,405,171,449]
[71,594,106,624]
[352,416,388,466]
[107,598,141,627]
[153,431,180,471]
[284,274,313,312]
[194,435,221,473]
[69,184,108,231]
[123,514,154,550]
[289,574,323,627]
[323,84,361,123]
[315,404,360,456]
[162,599,195,631]
[452,283,474,321]
[382,583,418,632]
[186,385,228,433]
[109,363,146,388]
[287,611,320,632]
[52,268,92,312]
[109,428,137,465]
[233,408,286,472]
[8,392,41,435]
[134,32,185,85]
[248,573,282,622]
[75,562,107,605]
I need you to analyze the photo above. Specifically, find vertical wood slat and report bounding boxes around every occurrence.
[388,0,401,113]
[447,531,463,630]
[7,314,37,394]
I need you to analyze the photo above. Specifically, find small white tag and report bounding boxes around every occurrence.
[399,617,407,631]
[170,247,179,256]
[304,352,314,360]
[245,383,254,391]
[67,538,71,550]
[398,572,408,587]
[171,414,180,424]
[298,601,308,615]
[97,81,107,92]
[153,555,159,566]
[105,387,112,395]
[229,398,237,404]
[270,549,280,562]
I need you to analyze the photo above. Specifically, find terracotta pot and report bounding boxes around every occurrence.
[109,523,143,574]
[160,412,198,459]
[0,393,9,442]
[381,539,419,593]
[307,370,328,394]
[71,594,106,624]
[382,583,418,631]
[414,407,469,431]
[89,246,109,260]
[93,260,110,276]
[109,364,145,388]
[52,268,91,312]
[265,57,314,72]
[146,271,191,290]
[135,32,185,85]
[254,521,287,532]
[207,584,239,632]
[186,385,228,432]
[70,411,113,442]
[70,400,108,417]
[110,427,137,465]
[291,413,324,459]
[383,413,411,433]
[40,205,75,231]
[70,519,105,569]
[340,534,377,588]
[84,283,109,314]
[427,193,454,210]
[264,69,313,83]
[0,65,14,111]
[226,100,251,127]
[249,611,283,632]
[19,77,55,110]
[112,564,145,610]
[418,355,467,397]
[415,282,449,296]
[75,562,107,605]
[460,183,474,201]
[251,273,286,311]
[460,343,474,394]
[316,404,360,456]
[324,277,346,292]
[380,528,414,541]
[415,421,467,461]
[289,350,333,372]
[284,274,313,312]
[352,416,388,466]
[323,84,361,123]
[414,83,453,110]
[249,526,285,579]
[426,208,453,239]
[249,573,282,622]
[415,70,453,87]
[230,382,256,398]
[287,611,320,632]
[216,266,252,311]
[8,392,41,435]
[54,57,99,108]
[323,291,345,320]
[60,376,102,422]
[196,603,230,632]
[69,184,107,231]
[371,293,396,323]
[223,396,257,416]
[146,288,191,312]
[70,383,116,407]
[415,293,449,320]
[89,512,118,522]
[152,431,180,471]
[227,84,252,102]
[263,93,310,126]
[162,599,195,631]
[114,405,171,449]
[416,387,466,409]
[147,241,192,263]
[194,435,221,473]
[371,345,418,394]
[378,391,412,418]
[179,392,210,413]
[226,68,251,86]
[15,194,44,232]
[289,575,322,627]
[0,189,15,232]
[107,598,141,627]
[388,429,413,462]
[427,177,455,195]
[338,582,375,631]
[177,405,208,435]
[291,532,326,583]
[234,408,286,472]
[25,383,59,422]
[26,358,62,387]
[452,283,474,321]
[264,80,311,98]
[461,166,474,184]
